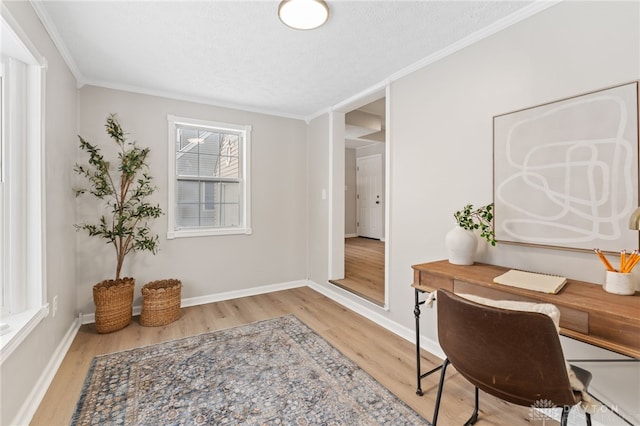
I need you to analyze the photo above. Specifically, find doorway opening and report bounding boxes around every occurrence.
[330,95,387,306]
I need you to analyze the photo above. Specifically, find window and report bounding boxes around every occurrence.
[0,11,47,362]
[167,116,251,238]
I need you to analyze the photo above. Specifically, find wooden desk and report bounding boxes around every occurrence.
[411,260,640,395]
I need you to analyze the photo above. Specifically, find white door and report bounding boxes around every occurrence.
[356,154,382,239]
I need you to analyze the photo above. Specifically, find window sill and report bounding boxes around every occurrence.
[167,227,252,239]
[0,305,49,365]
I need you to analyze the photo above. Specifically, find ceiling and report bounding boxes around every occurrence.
[31,1,543,120]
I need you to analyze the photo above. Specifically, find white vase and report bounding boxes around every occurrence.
[445,225,478,265]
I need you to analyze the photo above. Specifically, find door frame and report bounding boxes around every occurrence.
[328,85,390,309]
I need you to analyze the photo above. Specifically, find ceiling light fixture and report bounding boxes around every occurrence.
[278,0,329,30]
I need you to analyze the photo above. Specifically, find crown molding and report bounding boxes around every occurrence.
[30,0,560,122]
[30,1,85,86]
[305,0,562,121]
[385,0,561,85]
[82,77,308,121]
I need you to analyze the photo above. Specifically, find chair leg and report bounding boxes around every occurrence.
[560,405,592,426]
[464,386,479,425]
[431,358,450,426]
[560,406,570,426]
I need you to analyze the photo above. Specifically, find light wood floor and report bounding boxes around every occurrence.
[32,287,536,425]
[330,237,385,305]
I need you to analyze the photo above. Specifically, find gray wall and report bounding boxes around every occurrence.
[4,1,640,425]
[312,2,640,423]
[76,86,308,314]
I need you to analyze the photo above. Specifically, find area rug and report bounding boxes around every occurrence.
[71,315,430,425]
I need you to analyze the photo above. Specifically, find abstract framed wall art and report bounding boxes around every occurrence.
[493,82,639,253]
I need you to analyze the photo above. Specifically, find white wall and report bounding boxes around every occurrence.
[76,86,308,314]
[311,1,640,424]
[1,2,79,425]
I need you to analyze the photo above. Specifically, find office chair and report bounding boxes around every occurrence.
[432,289,592,426]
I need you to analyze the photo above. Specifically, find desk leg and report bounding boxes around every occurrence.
[414,288,423,396]
[415,289,443,397]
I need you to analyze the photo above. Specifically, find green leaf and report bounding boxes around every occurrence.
[73,114,164,281]
[453,202,496,246]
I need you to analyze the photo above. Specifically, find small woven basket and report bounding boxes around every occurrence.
[93,277,135,334]
[140,279,182,327]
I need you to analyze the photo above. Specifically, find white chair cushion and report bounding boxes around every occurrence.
[458,293,561,331]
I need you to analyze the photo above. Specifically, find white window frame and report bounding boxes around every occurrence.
[0,7,48,363]
[167,115,252,239]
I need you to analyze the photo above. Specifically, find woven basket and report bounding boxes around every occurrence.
[93,277,135,334]
[140,279,182,327]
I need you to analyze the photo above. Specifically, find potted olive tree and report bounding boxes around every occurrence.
[446,203,496,265]
[74,114,163,333]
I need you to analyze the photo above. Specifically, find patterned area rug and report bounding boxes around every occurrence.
[72,315,430,425]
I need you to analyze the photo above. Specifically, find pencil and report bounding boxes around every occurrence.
[594,248,616,272]
[623,251,640,273]
[620,250,627,272]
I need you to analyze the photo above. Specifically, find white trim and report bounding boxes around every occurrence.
[79,280,307,325]
[328,111,336,279]
[10,280,618,426]
[0,5,46,67]
[167,227,252,240]
[0,5,47,359]
[305,1,560,123]
[307,280,445,359]
[30,0,556,123]
[29,1,84,86]
[0,305,48,364]
[78,278,423,348]
[166,115,252,239]
[10,317,81,426]
[383,85,392,306]
[345,233,358,238]
[90,78,306,121]
[386,1,560,87]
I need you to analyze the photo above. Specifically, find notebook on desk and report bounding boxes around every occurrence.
[493,269,567,294]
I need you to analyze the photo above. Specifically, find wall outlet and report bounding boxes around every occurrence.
[52,295,58,318]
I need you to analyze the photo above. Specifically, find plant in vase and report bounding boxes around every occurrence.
[446,203,496,265]
[74,114,163,333]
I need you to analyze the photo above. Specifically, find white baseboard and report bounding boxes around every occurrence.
[307,281,630,426]
[345,233,358,238]
[11,316,81,426]
[79,280,307,325]
[14,279,614,426]
[307,280,445,359]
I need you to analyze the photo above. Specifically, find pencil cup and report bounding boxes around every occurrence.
[604,271,636,295]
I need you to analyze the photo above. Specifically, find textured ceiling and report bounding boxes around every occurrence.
[33,1,542,120]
